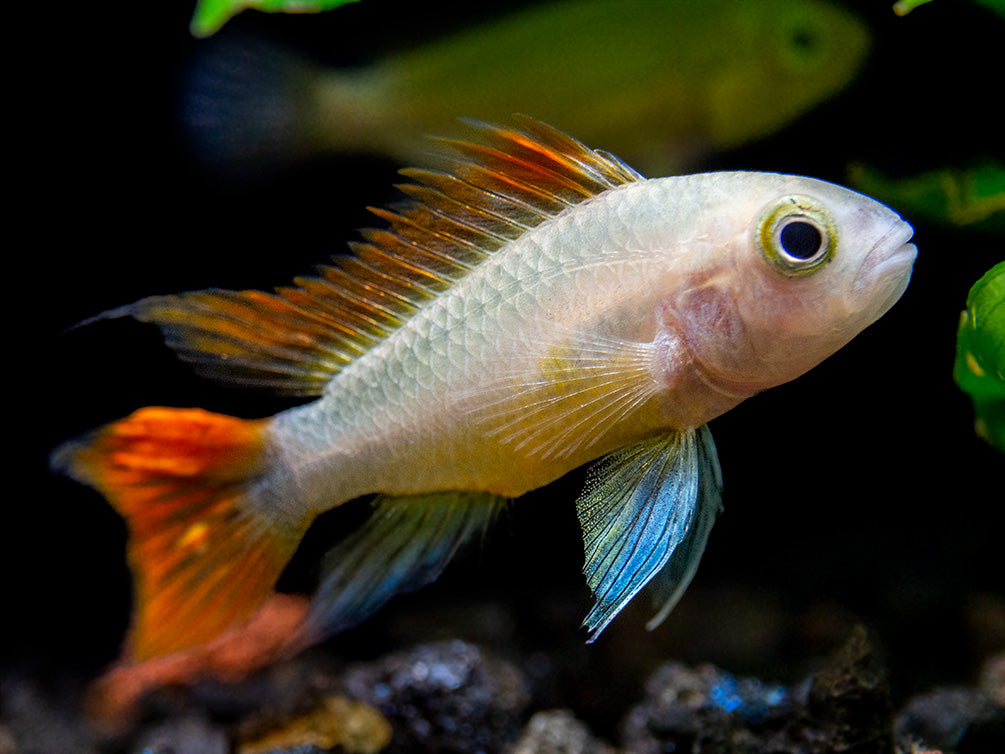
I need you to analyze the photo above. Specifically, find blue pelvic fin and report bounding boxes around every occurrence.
[577,426,721,641]
[645,425,722,630]
[297,491,506,644]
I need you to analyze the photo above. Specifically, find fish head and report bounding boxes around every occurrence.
[675,174,916,393]
[706,0,870,149]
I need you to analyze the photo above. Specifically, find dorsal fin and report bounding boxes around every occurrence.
[108,116,644,396]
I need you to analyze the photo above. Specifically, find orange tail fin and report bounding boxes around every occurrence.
[52,407,309,661]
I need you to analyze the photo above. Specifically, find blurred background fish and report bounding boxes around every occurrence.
[849,160,1005,236]
[183,0,870,177]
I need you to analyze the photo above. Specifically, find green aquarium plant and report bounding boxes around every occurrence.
[191,0,361,38]
[894,0,1005,17]
[893,0,935,14]
[954,261,1005,452]
[849,161,1005,236]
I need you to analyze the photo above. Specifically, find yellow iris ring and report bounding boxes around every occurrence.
[756,194,837,277]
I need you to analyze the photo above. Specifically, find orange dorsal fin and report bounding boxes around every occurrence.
[52,407,309,660]
[94,117,643,396]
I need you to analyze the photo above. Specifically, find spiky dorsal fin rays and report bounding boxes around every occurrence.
[577,426,722,641]
[91,116,643,397]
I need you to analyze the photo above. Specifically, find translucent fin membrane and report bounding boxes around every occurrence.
[296,491,506,646]
[577,426,722,642]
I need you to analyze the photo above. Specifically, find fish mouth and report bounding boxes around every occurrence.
[854,219,917,320]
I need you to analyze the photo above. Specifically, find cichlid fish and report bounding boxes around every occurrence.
[185,0,869,176]
[53,117,916,665]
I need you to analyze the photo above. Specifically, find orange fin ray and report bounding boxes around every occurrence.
[86,594,312,730]
[51,407,309,660]
[447,115,645,190]
[98,290,361,396]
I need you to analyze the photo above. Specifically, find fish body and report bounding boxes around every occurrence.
[54,118,915,667]
[274,172,910,505]
[187,0,869,174]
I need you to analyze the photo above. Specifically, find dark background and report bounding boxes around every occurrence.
[12,0,1003,733]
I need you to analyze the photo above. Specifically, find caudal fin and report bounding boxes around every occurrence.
[182,34,330,176]
[52,407,310,660]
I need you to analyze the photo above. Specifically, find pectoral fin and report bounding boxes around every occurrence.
[296,491,506,646]
[577,426,721,641]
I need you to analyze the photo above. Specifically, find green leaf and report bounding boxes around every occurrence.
[954,261,1005,452]
[849,161,1005,236]
[893,0,935,15]
[894,0,1005,17]
[191,0,362,38]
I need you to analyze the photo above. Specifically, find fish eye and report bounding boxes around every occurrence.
[780,221,822,260]
[756,195,836,276]
[778,13,827,69]
[787,24,821,58]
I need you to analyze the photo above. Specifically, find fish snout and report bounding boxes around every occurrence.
[852,218,917,319]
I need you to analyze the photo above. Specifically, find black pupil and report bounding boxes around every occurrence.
[791,27,817,54]
[780,221,822,260]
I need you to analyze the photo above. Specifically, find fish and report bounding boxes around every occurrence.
[53,116,917,668]
[184,0,869,176]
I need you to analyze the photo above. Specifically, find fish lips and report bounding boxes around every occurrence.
[854,219,917,322]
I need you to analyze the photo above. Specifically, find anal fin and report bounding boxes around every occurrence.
[296,491,506,645]
[577,426,722,641]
